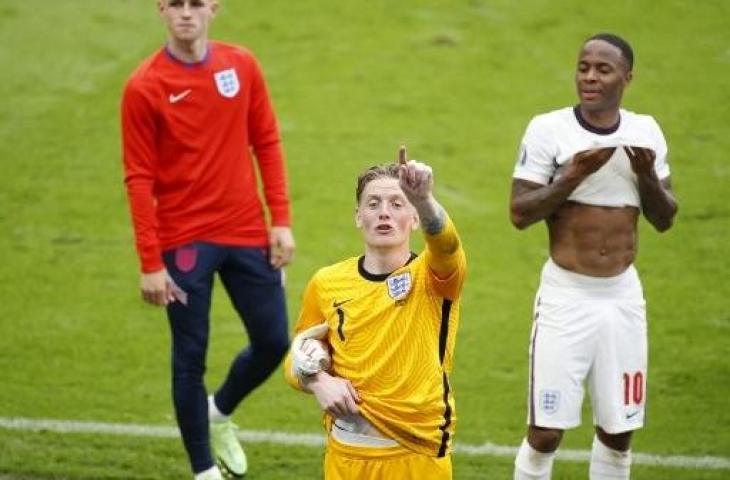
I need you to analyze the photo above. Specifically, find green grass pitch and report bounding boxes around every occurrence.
[0,0,728,478]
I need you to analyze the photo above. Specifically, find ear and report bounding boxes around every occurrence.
[210,0,220,16]
[355,208,363,229]
[624,69,633,86]
[157,1,165,15]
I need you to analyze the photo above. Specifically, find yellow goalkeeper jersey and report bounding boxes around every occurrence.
[285,218,466,457]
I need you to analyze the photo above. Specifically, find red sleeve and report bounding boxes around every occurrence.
[247,56,291,227]
[121,80,163,273]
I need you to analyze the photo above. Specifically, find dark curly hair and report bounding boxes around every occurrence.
[586,33,634,70]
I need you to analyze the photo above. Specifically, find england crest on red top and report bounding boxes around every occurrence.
[214,68,240,98]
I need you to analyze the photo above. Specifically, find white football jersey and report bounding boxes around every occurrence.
[513,107,671,208]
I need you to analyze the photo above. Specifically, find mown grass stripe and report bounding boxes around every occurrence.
[1,417,727,470]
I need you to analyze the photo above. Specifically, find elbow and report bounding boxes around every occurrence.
[512,218,531,230]
[510,207,531,230]
[653,215,675,233]
[653,220,672,233]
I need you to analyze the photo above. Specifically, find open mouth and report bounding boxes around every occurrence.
[376,224,393,234]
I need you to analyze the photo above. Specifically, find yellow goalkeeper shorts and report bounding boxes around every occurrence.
[324,435,452,480]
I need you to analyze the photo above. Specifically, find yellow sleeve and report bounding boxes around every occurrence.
[283,274,326,391]
[423,215,467,300]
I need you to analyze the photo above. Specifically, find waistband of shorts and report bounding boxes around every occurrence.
[331,417,398,448]
[327,434,409,459]
[541,257,642,295]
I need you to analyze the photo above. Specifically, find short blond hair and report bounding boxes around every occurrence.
[355,164,400,203]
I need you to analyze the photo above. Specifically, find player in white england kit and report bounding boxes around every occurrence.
[510,33,678,480]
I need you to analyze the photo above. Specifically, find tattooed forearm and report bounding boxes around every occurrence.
[421,206,445,235]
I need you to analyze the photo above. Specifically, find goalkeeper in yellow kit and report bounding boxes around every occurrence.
[284,147,467,479]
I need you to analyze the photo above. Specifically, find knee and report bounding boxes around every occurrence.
[528,426,563,453]
[596,427,633,451]
[253,335,290,364]
[172,351,207,383]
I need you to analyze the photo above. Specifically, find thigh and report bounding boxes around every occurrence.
[589,298,647,433]
[218,247,288,342]
[163,243,226,365]
[402,454,452,480]
[163,242,225,307]
[528,295,598,430]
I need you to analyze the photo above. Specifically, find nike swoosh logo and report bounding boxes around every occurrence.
[626,410,641,419]
[332,299,352,308]
[169,89,191,103]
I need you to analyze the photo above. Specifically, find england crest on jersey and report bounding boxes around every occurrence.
[386,272,412,301]
[214,68,240,98]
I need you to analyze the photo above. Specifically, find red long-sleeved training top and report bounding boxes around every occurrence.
[121,41,290,273]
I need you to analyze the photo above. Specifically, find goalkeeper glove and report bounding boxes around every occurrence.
[291,323,331,380]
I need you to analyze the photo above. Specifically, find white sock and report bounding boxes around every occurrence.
[589,435,631,479]
[514,437,555,480]
[194,465,222,480]
[208,395,229,423]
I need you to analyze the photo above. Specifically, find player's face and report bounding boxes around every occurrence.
[158,0,218,43]
[575,40,632,113]
[356,177,418,250]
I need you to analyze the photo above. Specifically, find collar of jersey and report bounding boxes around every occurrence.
[164,43,212,69]
[573,105,621,135]
[358,252,417,282]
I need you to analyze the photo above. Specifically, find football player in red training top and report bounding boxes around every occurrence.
[121,1,294,478]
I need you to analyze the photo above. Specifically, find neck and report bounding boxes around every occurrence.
[167,37,208,63]
[362,245,411,275]
[578,104,620,130]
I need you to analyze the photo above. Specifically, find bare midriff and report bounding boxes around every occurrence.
[548,201,639,277]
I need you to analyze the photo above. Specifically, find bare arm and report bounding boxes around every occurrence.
[510,147,616,229]
[397,147,461,280]
[413,197,446,237]
[638,176,677,232]
[624,146,678,232]
[510,177,580,229]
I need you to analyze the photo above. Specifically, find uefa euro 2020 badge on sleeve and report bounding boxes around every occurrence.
[387,270,412,304]
[214,68,240,98]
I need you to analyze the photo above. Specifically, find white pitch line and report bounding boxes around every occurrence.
[1,417,728,470]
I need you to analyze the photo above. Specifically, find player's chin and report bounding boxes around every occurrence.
[173,30,201,42]
[579,98,607,112]
[366,234,405,248]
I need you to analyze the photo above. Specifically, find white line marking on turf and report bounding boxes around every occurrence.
[1,417,728,470]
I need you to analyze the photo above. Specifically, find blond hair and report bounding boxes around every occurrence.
[355,164,400,203]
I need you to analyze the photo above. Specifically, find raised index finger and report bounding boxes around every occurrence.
[398,145,407,165]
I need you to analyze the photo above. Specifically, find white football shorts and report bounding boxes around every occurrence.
[526,257,647,434]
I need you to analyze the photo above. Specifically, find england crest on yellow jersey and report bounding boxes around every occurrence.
[386,272,412,301]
